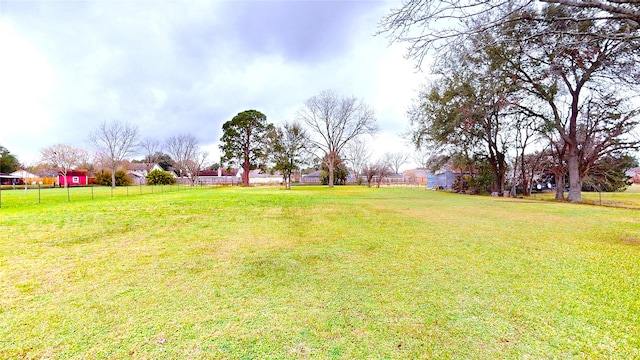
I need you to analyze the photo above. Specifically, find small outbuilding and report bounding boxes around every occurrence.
[0,173,20,185]
[301,170,322,184]
[58,169,89,187]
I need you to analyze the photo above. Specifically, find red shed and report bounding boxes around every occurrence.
[58,169,89,187]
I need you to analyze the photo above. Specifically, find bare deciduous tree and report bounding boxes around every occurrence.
[183,150,209,186]
[90,120,139,189]
[374,160,392,188]
[361,163,378,188]
[297,90,379,188]
[139,137,163,173]
[384,151,410,174]
[342,138,371,182]
[40,144,88,187]
[362,160,392,188]
[165,133,207,185]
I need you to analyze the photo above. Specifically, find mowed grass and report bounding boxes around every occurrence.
[1,186,639,359]
[530,184,640,209]
[0,184,188,208]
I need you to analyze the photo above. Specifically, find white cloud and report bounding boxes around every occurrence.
[0,1,431,170]
[0,21,55,164]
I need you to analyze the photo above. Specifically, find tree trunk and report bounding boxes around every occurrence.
[488,151,506,194]
[111,168,116,189]
[520,165,529,197]
[554,170,565,200]
[520,154,531,197]
[328,164,334,188]
[242,159,250,187]
[327,151,336,188]
[567,149,582,202]
[493,167,505,194]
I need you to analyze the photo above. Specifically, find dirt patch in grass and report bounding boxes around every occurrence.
[620,237,640,245]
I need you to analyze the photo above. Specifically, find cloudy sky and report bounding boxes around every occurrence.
[0,0,425,169]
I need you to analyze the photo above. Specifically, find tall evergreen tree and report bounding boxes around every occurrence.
[220,110,273,187]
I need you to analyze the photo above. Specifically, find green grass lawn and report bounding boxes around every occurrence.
[0,184,190,209]
[529,183,640,209]
[1,186,639,359]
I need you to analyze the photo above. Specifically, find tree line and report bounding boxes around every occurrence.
[8,121,209,189]
[219,90,380,188]
[380,0,640,202]
[4,90,387,189]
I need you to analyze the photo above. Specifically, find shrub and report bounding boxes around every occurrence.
[94,170,132,186]
[146,169,176,185]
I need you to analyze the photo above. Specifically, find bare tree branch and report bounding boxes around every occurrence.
[90,120,139,189]
[297,90,378,188]
[40,144,87,188]
[139,138,163,173]
[165,134,199,179]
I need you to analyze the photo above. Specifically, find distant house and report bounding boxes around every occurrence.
[300,170,358,185]
[384,173,404,184]
[626,167,640,184]
[10,169,38,180]
[58,169,89,187]
[402,169,428,185]
[301,170,322,184]
[196,168,240,185]
[127,163,165,184]
[247,169,283,185]
[0,173,20,185]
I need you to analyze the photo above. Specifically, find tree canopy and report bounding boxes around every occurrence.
[0,146,20,173]
[387,1,640,201]
[379,0,640,67]
[220,110,273,187]
[268,121,308,190]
